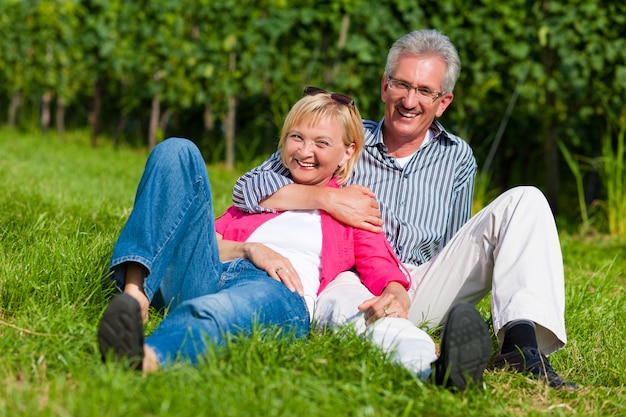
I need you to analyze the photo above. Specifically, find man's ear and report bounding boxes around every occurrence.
[380,75,390,104]
[435,93,454,118]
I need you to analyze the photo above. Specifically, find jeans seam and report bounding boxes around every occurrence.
[151,174,207,275]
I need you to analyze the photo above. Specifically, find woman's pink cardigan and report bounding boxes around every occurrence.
[214,178,411,296]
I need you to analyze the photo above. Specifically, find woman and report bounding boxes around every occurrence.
[98,88,412,373]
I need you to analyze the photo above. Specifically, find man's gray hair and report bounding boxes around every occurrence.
[384,29,461,93]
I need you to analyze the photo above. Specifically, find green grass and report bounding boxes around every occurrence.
[1,129,625,416]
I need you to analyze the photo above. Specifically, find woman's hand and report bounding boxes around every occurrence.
[243,242,304,295]
[357,282,411,325]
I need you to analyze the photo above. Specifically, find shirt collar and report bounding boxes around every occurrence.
[367,118,453,148]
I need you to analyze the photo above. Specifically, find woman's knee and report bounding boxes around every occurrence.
[151,137,198,161]
[147,137,206,180]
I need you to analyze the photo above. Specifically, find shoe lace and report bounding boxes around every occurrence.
[523,348,567,387]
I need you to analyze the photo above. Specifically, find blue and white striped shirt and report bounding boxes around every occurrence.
[232,118,477,266]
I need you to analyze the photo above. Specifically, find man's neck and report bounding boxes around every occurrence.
[383,128,431,158]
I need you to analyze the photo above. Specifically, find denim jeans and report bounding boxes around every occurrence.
[109,138,309,367]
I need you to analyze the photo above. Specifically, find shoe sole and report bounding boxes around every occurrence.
[98,293,145,370]
[437,303,492,390]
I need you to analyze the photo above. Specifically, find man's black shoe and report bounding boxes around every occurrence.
[493,346,578,391]
[433,303,492,391]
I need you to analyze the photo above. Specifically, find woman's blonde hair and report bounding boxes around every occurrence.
[278,91,364,185]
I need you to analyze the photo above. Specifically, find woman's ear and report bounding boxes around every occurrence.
[340,142,356,166]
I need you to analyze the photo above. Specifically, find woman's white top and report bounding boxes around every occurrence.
[245,209,323,317]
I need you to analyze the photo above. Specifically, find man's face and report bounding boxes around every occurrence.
[381,53,454,145]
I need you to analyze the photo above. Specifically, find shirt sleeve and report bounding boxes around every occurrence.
[232,151,293,213]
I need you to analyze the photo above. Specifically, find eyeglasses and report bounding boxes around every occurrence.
[387,76,446,102]
[304,86,355,107]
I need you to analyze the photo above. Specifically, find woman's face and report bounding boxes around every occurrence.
[283,116,355,186]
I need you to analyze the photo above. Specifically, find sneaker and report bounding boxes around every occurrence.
[493,346,578,391]
[98,293,145,370]
[433,303,492,391]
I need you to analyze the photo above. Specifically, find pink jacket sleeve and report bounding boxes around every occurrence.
[214,206,238,236]
[352,228,411,296]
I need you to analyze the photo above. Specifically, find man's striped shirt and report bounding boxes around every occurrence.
[232,118,477,266]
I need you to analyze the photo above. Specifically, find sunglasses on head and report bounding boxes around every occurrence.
[304,86,354,107]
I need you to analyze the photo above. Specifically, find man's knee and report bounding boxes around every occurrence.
[506,185,547,204]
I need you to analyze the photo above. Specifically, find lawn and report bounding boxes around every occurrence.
[0,129,624,416]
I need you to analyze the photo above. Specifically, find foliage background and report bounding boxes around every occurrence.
[1,0,625,224]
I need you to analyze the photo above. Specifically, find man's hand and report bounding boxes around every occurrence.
[325,185,384,233]
[257,183,383,233]
[243,242,304,295]
[358,282,411,325]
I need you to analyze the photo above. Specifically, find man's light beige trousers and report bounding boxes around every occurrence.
[313,186,567,379]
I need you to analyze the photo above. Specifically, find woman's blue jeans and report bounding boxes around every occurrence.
[109,138,309,367]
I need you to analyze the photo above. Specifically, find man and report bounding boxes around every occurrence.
[232,29,576,390]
